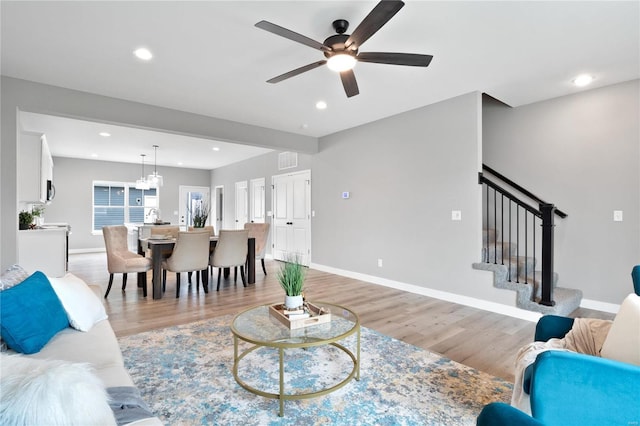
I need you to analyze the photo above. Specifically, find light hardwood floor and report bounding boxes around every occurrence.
[69,253,613,383]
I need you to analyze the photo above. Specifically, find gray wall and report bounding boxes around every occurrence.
[483,79,640,304]
[210,92,501,305]
[46,157,210,250]
[210,150,313,255]
[1,76,318,268]
[311,92,499,301]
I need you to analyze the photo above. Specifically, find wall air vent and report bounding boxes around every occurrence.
[278,151,298,170]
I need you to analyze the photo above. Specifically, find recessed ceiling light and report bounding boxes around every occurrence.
[573,74,594,87]
[177,162,183,166]
[99,132,111,137]
[212,147,220,151]
[91,153,98,158]
[134,47,153,61]
[301,123,309,129]
[316,101,327,110]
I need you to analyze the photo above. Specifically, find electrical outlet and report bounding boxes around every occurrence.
[451,210,462,221]
[613,210,623,222]
[377,259,383,268]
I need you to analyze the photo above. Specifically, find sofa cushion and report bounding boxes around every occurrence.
[48,273,108,332]
[601,293,640,365]
[94,364,136,388]
[27,319,123,368]
[0,271,69,354]
[0,264,30,352]
[0,354,116,425]
[0,264,29,290]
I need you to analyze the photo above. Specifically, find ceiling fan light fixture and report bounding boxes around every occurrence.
[327,53,357,72]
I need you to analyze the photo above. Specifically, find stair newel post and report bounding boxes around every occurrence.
[540,203,556,307]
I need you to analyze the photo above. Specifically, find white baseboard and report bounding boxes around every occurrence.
[309,262,542,322]
[580,298,620,314]
[69,248,105,254]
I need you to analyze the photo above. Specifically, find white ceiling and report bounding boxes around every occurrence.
[3,1,639,169]
[18,111,273,170]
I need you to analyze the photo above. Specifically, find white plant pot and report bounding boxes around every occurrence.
[284,295,303,310]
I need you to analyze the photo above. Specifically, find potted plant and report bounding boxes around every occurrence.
[18,210,33,230]
[32,205,45,226]
[277,256,306,309]
[190,200,209,228]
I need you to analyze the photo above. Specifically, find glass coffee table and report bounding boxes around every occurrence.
[230,302,360,416]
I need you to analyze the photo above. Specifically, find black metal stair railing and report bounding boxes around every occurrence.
[479,164,567,306]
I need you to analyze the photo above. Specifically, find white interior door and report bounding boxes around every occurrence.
[272,170,311,265]
[249,177,266,223]
[178,185,210,229]
[213,185,224,234]
[235,180,248,229]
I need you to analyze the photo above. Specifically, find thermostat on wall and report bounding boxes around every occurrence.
[342,191,350,199]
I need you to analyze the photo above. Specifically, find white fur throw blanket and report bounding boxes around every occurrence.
[511,318,612,414]
[0,354,117,425]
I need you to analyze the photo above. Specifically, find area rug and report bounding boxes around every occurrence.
[118,315,512,425]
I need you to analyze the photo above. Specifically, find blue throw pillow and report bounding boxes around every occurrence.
[0,271,69,354]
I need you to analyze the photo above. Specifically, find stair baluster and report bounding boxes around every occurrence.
[478,165,566,307]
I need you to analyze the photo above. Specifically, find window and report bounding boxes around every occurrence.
[93,182,157,232]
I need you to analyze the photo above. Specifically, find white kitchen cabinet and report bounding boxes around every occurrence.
[18,131,53,203]
[18,228,67,277]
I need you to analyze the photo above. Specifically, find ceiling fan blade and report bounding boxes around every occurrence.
[345,0,405,49]
[255,20,331,52]
[357,52,433,67]
[266,60,327,84]
[340,69,359,98]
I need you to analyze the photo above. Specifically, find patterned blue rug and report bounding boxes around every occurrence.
[118,315,512,425]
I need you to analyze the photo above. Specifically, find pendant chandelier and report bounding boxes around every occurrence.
[147,145,164,187]
[135,154,150,190]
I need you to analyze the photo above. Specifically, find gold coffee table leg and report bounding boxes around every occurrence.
[279,347,285,416]
[356,325,361,380]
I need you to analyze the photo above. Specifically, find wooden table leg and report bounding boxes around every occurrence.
[248,238,256,284]
[151,244,163,299]
[137,238,145,290]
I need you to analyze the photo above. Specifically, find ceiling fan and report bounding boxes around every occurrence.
[255,0,433,98]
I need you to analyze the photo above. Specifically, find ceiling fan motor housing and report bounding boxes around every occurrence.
[323,34,358,58]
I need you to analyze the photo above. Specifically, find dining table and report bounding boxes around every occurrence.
[137,235,256,299]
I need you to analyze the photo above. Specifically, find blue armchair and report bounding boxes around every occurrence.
[477,314,640,426]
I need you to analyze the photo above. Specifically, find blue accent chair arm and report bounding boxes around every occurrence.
[534,315,574,342]
[523,314,575,394]
[529,350,640,426]
[632,264,640,296]
[477,402,545,426]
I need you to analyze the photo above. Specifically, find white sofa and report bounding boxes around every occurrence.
[0,268,162,425]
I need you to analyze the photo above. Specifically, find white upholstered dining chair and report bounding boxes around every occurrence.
[243,222,270,275]
[209,230,249,291]
[102,225,152,298]
[161,230,210,298]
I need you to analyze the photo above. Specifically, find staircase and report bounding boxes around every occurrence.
[473,165,582,316]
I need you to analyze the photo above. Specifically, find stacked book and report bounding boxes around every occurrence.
[283,308,309,319]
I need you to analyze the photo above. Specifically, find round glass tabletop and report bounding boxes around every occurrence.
[231,302,359,348]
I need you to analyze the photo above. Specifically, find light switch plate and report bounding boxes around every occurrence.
[451,210,462,221]
[613,210,623,222]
